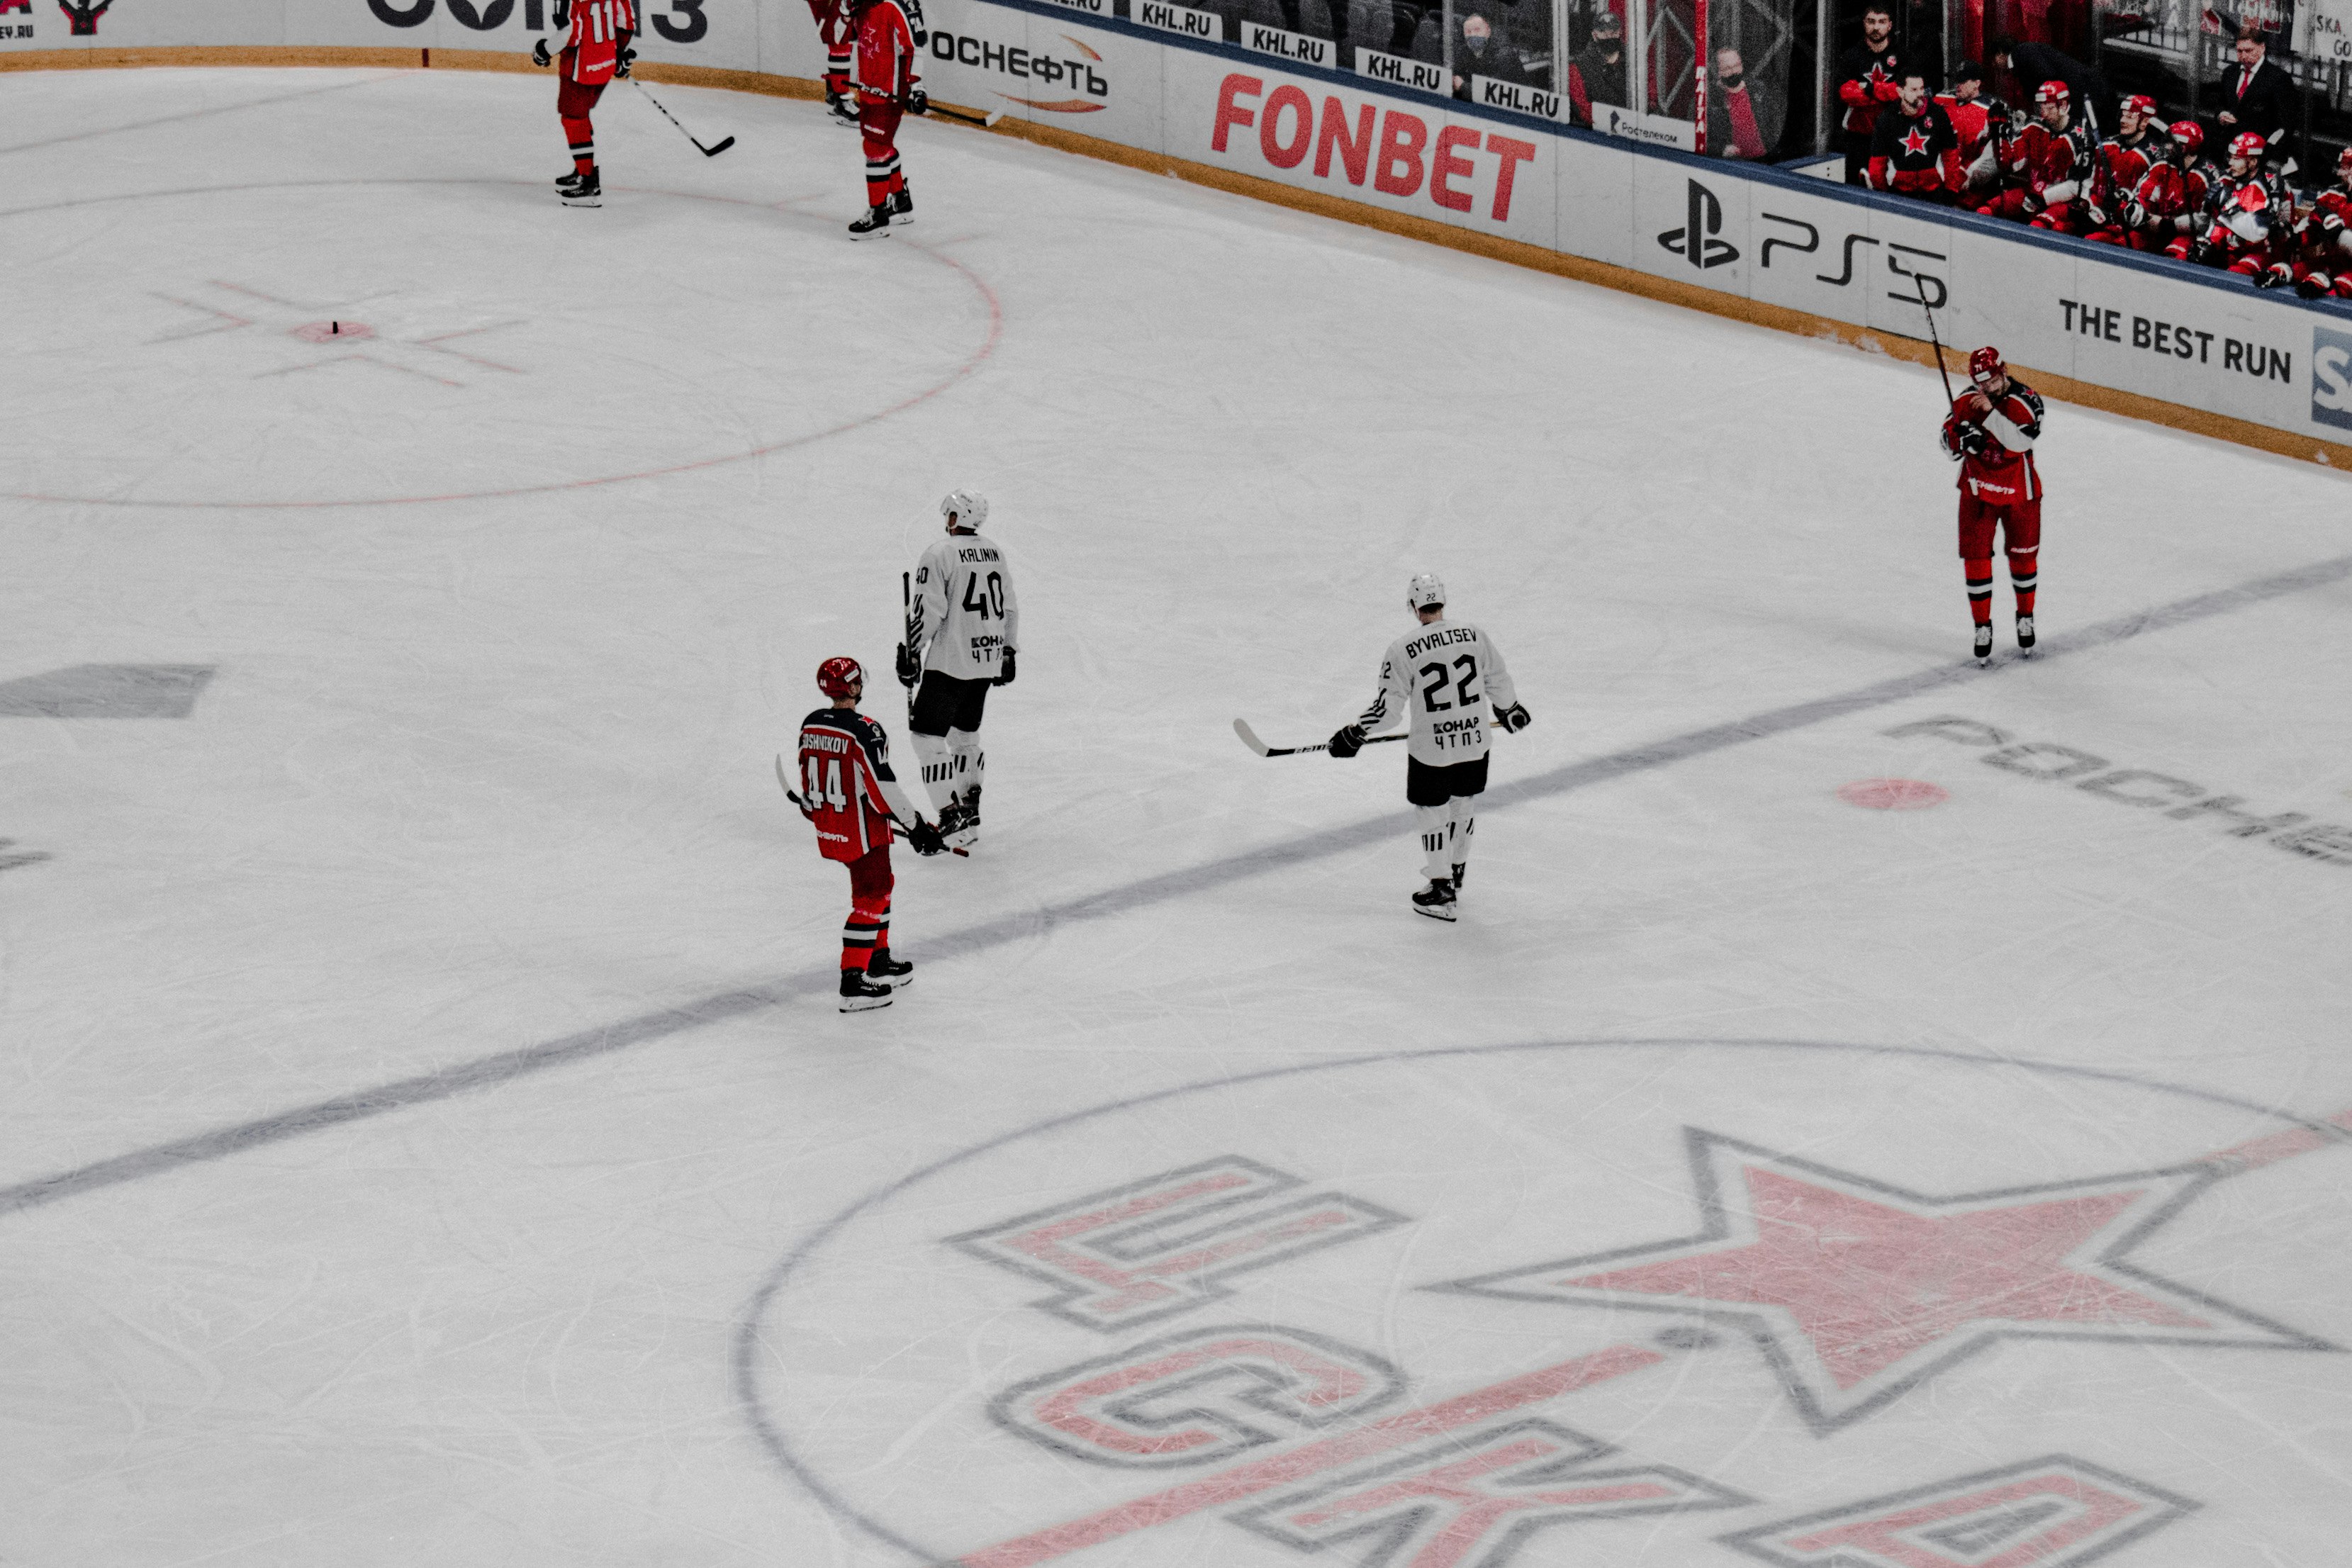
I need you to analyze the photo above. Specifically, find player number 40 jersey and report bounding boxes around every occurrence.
[1357,620,1520,767]
[911,532,1020,682]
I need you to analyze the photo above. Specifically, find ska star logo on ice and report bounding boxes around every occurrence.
[745,1042,2348,1568]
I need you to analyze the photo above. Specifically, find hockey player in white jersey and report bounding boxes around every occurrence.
[896,489,1019,851]
[1328,574,1531,920]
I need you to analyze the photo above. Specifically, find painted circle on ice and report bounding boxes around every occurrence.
[0,180,1001,510]
[734,1039,2348,1567]
[1837,778,1950,810]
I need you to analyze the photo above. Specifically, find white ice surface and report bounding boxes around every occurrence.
[2,66,2350,1568]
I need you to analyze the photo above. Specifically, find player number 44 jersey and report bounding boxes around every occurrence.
[797,707,919,861]
[911,532,1020,682]
[1357,620,1519,767]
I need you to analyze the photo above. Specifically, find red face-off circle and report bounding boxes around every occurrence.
[1837,778,1949,810]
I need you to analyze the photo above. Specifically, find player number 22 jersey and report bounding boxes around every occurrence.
[1357,619,1518,767]
[911,532,1020,681]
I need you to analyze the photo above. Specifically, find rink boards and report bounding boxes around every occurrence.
[9,0,2352,461]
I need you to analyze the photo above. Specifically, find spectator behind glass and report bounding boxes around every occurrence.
[2214,25,2296,166]
[1708,47,1781,158]
[1567,8,1626,127]
[1452,6,1546,97]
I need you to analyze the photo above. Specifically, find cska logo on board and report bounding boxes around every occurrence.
[754,1044,2346,1568]
[54,0,113,35]
[1658,179,1737,269]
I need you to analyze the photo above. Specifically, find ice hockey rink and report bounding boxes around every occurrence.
[4,64,2351,1568]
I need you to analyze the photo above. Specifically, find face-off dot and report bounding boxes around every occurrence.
[1838,778,1949,810]
[291,320,375,343]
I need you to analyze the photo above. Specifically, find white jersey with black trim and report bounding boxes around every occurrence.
[910,531,1019,682]
[1356,618,1518,767]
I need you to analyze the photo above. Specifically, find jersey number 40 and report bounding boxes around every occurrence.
[962,571,1007,620]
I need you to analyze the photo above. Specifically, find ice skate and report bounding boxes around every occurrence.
[848,204,892,239]
[555,169,590,192]
[1411,879,1457,922]
[1973,623,1993,664]
[560,170,602,207]
[827,89,861,128]
[1450,862,1466,891]
[888,186,914,224]
[839,968,895,1012]
[2016,613,2036,652]
[866,951,914,990]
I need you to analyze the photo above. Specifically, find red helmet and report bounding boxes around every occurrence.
[2121,93,2158,121]
[816,656,866,699]
[2034,79,2070,106]
[2337,145,2352,175]
[2169,119,2205,152]
[1969,345,2005,385]
[2229,130,2267,162]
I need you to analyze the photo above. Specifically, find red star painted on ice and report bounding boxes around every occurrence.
[1900,124,1932,157]
[1435,1130,2330,1431]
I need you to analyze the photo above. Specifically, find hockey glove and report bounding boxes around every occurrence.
[1957,423,1991,457]
[895,642,922,688]
[615,44,635,77]
[2255,262,2293,289]
[994,647,1017,687]
[906,88,930,116]
[532,35,551,66]
[2299,271,2334,300]
[1327,724,1366,759]
[2121,198,2148,230]
[1495,702,1532,734]
[905,818,946,856]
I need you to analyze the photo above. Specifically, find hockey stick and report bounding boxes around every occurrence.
[1231,719,1406,758]
[899,571,917,724]
[916,99,1004,128]
[1913,274,1958,405]
[632,77,736,157]
[776,753,967,853]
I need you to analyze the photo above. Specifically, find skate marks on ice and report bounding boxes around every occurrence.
[0,74,391,159]
[1,547,2348,1221]
[0,663,215,719]
[0,180,1003,508]
[730,1040,2352,1567]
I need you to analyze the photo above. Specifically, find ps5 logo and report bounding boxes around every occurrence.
[2314,326,2352,433]
[1658,180,1737,269]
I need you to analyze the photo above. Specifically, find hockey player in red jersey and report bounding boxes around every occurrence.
[1867,72,1964,200]
[794,656,945,1011]
[2088,119,2208,250]
[845,0,926,238]
[1976,81,2092,228]
[2177,131,2287,273]
[809,0,858,127]
[532,0,637,207]
[2264,147,2352,298]
[2073,94,2160,238]
[1939,347,2045,665]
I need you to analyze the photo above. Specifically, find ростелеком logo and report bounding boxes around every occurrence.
[2314,325,2352,433]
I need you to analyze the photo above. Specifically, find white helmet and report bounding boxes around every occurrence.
[1407,573,1447,611]
[940,489,989,531]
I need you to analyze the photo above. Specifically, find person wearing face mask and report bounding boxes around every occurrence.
[1567,6,1627,127]
[1452,6,1541,97]
[1706,46,1781,159]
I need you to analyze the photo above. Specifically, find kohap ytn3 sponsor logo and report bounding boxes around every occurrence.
[1210,74,1541,225]
[2313,325,2352,432]
[931,28,1109,111]
[1658,180,1736,269]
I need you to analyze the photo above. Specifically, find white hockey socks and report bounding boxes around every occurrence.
[947,727,984,810]
[1417,804,1456,883]
[909,729,957,814]
[1449,800,1475,878]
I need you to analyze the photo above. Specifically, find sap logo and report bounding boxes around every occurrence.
[2314,325,2352,433]
[1657,180,1737,269]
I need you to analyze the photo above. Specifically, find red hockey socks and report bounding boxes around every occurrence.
[2007,550,2038,617]
[563,118,595,177]
[1964,558,1994,627]
[842,852,892,970]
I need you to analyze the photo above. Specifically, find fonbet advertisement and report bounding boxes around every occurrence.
[8,0,2348,451]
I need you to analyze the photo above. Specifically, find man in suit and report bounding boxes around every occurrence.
[2215,25,2297,168]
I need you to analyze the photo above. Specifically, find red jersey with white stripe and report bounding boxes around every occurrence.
[853,0,924,100]
[797,707,919,862]
[1939,382,2044,505]
[563,0,635,82]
